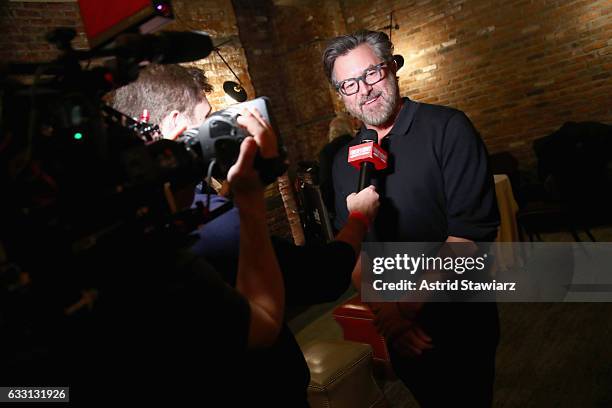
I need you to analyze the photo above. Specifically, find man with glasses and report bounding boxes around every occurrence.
[323,30,500,407]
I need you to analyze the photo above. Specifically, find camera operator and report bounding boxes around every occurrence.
[109,63,379,406]
[0,73,298,405]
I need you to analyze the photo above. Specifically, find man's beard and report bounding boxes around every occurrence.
[345,78,399,127]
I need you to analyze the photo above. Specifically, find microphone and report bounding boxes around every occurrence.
[347,129,388,191]
[111,31,214,64]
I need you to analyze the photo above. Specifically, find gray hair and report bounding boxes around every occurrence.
[322,30,394,85]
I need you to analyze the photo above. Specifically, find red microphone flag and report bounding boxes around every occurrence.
[348,142,388,170]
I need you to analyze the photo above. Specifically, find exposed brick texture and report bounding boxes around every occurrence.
[0,1,88,62]
[164,0,257,111]
[231,0,612,171]
[0,0,294,240]
[3,0,611,240]
[339,0,612,168]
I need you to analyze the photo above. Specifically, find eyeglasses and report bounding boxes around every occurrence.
[335,62,388,96]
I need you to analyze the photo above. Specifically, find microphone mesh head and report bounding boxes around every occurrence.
[360,129,378,143]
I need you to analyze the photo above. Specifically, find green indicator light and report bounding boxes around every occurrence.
[74,132,83,140]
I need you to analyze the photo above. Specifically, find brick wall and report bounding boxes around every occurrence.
[232,0,353,243]
[4,0,611,238]
[0,0,248,119]
[230,0,611,171]
[339,0,612,168]
[0,0,295,240]
[232,0,350,165]
[164,0,257,111]
[0,1,88,63]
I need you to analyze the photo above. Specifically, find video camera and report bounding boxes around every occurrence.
[1,26,286,248]
[1,4,288,390]
[179,96,286,185]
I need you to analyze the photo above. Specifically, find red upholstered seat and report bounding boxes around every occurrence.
[332,295,390,363]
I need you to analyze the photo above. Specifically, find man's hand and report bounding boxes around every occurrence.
[346,185,380,224]
[371,301,433,357]
[371,302,412,340]
[236,107,278,159]
[391,325,433,357]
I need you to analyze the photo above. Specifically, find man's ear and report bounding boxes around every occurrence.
[160,110,182,139]
[167,110,181,128]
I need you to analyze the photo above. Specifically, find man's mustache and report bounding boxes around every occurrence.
[359,91,383,107]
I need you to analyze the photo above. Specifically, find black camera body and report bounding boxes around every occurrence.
[179,96,286,183]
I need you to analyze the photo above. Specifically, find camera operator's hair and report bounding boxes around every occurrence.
[109,64,213,125]
[322,30,394,85]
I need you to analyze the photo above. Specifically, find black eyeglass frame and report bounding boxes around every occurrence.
[334,62,389,96]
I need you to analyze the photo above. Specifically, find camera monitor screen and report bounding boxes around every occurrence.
[78,0,173,49]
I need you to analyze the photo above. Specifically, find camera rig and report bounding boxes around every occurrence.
[1,18,287,382]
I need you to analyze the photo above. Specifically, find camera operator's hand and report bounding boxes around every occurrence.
[227,137,262,199]
[346,185,380,225]
[236,108,278,159]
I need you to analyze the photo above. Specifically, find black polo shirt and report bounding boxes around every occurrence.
[332,97,499,242]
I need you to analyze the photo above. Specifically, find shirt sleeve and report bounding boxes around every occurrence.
[272,238,355,306]
[441,112,500,241]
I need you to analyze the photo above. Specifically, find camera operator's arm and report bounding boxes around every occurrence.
[236,109,381,306]
[271,185,379,306]
[229,117,284,348]
[335,185,379,255]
